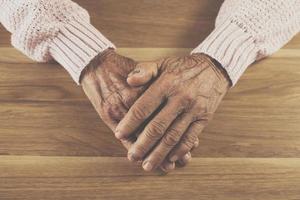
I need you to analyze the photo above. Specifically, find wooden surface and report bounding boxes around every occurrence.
[1,156,300,200]
[1,0,300,199]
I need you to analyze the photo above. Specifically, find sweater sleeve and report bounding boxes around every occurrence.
[192,0,300,86]
[0,0,115,84]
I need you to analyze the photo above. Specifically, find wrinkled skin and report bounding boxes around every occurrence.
[115,53,231,172]
[81,49,193,171]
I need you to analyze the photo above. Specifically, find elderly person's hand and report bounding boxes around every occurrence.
[115,53,231,172]
[81,49,193,171]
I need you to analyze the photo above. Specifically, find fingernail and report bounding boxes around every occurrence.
[166,162,175,170]
[114,130,122,139]
[128,69,141,77]
[128,152,138,162]
[127,153,135,162]
[170,155,178,162]
[184,152,192,161]
[143,161,153,171]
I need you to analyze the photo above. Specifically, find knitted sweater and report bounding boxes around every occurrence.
[0,0,299,85]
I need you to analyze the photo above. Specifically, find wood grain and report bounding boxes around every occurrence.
[0,1,300,199]
[1,156,300,200]
[1,0,299,48]
[0,48,300,157]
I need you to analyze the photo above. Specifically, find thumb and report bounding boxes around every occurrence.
[127,60,162,87]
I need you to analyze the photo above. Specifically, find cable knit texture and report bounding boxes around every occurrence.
[0,0,299,85]
[192,0,300,85]
[0,0,115,84]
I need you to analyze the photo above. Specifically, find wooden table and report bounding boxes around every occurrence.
[0,1,300,199]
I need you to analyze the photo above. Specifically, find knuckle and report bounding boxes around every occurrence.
[181,134,198,149]
[106,104,124,123]
[168,127,182,138]
[124,89,143,108]
[144,129,159,140]
[176,146,190,156]
[163,131,181,147]
[131,106,147,120]
[146,120,167,138]
[179,94,196,111]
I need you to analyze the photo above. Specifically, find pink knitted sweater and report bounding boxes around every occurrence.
[0,0,299,86]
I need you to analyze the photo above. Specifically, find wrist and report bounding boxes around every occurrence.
[203,54,232,88]
[80,48,116,83]
[193,53,231,89]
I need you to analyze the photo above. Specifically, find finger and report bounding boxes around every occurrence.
[103,101,128,130]
[122,138,142,164]
[175,138,198,167]
[193,138,200,149]
[85,86,135,151]
[102,100,136,154]
[128,99,184,162]
[176,152,192,167]
[159,155,190,173]
[127,62,159,87]
[85,87,135,154]
[160,160,175,173]
[169,120,207,162]
[120,138,134,150]
[141,113,192,171]
[159,139,197,171]
[115,82,165,139]
[82,72,137,154]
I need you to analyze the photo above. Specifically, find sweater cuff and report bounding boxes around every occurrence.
[50,19,115,85]
[191,20,259,86]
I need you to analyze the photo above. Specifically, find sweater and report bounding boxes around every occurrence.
[0,0,299,85]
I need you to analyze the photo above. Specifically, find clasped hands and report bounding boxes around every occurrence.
[81,49,230,172]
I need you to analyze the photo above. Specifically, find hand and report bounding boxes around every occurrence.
[80,49,193,171]
[115,53,231,172]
